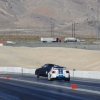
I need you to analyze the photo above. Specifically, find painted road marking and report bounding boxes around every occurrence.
[0,77,100,95]
[0,78,92,100]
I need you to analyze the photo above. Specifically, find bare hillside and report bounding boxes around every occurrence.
[0,0,99,35]
[0,46,100,71]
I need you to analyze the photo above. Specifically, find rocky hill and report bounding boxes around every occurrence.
[0,0,100,37]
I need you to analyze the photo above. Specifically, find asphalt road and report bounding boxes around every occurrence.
[0,74,100,100]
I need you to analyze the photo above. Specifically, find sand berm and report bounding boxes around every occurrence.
[0,46,100,71]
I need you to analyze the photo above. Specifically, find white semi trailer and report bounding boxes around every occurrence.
[41,37,61,42]
[64,37,78,42]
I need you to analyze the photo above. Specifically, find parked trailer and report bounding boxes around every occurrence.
[64,37,80,42]
[41,37,61,42]
[6,41,16,44]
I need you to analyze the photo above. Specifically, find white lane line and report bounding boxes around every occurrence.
[71,79,100,84]
[1,77,100,95]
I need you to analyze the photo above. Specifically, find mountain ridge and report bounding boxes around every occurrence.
[0,0,100,37]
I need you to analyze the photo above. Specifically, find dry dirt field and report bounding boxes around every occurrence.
[0,46,100,71]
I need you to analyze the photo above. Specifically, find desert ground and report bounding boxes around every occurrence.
[0,46,100,71]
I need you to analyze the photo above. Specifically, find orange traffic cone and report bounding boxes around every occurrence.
[71,84,77,89]
[6,76,10,79]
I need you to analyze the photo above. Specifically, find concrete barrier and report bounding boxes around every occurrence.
[23,68,36,74]
[0,43,3,46]
[0,67,100,79]
[0,67,6,72]
[6,67,22,73]
[0,67,22,73]
[69,70,100,79]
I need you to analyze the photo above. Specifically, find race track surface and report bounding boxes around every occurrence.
[0,74,100,100]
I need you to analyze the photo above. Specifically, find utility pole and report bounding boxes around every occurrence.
[50,18,54,37]
[51,18,52,37]
[96,0,99,44]
[58,6,60,37]
[74,21,75,37]
[72,21,73,37]
[72,21,75,37]
[51,23,53,37]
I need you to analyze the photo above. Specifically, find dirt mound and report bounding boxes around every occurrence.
[0,46,100,71]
